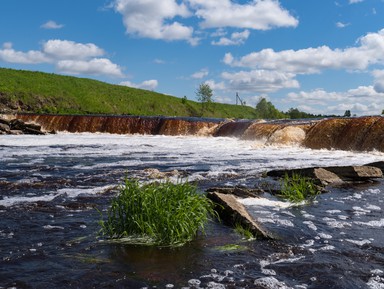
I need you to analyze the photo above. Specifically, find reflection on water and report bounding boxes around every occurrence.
[0,134,384,288]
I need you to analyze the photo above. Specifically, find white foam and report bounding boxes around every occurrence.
[0,185,115,207]
[355,219,384,227]
[345,239,371,246]
[254,276,293,289]
[239,197,294,209]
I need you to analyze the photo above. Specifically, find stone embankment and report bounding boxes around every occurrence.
[0,116,49,135]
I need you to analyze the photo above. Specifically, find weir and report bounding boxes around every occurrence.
[9,113,384,152]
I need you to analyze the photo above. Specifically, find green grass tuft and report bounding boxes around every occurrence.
[279,173,320,203]
[99,178,217,246]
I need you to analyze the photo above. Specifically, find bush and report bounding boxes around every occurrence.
[279,173,320,203]
[99,178,216,246]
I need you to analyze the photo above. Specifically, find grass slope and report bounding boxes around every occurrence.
[0,68,257,119]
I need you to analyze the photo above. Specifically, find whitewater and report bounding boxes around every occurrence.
[1,133,384,288]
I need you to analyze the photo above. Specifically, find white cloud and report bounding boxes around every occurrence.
[212,29,250,46]
[120,79,158,90]
[336,22,350,28]
[191,68,209,79]
[221,69,299,93]
[114,0,196,44]
[57,58,124,77]
[0,40,124,78]
[113,0,298,44]
[285,85,384,115]
[373,70,384,93]
[349,0,364,3]
[43,40,104,60]
[0,42,48,64]
[224,29,384,73]
[189,0,298,30]
[41,20,64,29]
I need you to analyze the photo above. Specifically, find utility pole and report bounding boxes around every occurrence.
[236,92,245,105]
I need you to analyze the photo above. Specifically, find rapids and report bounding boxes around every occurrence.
[1,133,384,288]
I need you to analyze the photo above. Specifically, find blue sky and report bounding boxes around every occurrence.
[1,0,384,116]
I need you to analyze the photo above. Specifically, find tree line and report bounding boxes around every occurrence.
[196,82,341,120]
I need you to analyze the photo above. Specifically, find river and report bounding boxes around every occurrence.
[0,133,383,288]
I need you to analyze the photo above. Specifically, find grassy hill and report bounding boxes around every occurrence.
[0,68,257,119]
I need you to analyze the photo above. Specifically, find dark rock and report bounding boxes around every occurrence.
[0,116,46,135]
[207,186,263,198]
[0,122,10,132]
[207,191,276,239]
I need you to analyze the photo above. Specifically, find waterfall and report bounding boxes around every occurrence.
[11,114,384,152]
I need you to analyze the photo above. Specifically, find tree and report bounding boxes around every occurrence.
[255,97,285,119]
[196,82,213,112]
[343,110,351,117]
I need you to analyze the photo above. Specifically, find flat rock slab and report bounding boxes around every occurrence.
[267,165,382,186]
[207,192,276,240]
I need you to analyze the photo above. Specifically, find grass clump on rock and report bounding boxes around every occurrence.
[99,178,216,246]
[279,173,320,203]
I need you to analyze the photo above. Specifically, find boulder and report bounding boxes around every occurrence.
[365,161,384,173]
[207,191,276,239]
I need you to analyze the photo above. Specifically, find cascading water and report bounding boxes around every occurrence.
[1,114,384,288]
[12,113,384,151]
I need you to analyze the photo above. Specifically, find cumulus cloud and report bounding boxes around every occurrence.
[212,29,250,46]
[113,0,196,44]
[120,79,158,90]
[349,0,364,3]
[221,70,299,93]
[0,40,124,78]
[43,40,105,60]
[0,42,48,64]
[41,20,64,29]
[113,0,298,44]
[190,0,298,30]
[285,85,384,115]
[373,70,384,93]
[56,58,124,77]
[224,29,384,73]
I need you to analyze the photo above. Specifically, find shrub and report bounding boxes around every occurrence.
[99,178,216,246]
[279,173,320,203]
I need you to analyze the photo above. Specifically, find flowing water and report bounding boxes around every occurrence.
[1,133,384,288]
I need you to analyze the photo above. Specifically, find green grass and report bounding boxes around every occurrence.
[0,67,257,118]
[279,173,321,203]
[99,178,217,246]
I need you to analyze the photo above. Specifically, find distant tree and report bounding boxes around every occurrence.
[196,82,213,112]
[181,95,187,104]
[255,97,285,119]
[343,110,351,117]
[381,109,384,115]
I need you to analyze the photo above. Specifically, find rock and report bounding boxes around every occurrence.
[0,122,10,132]
[207,192,276,239]
[0,116,46,135]
[267,165,382,186]
[207,186,263,198]
[365,161,384,173]
[325,166,382,181]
